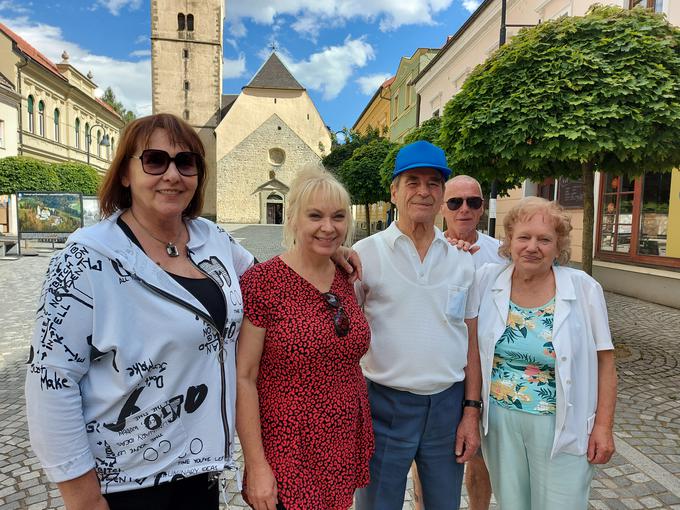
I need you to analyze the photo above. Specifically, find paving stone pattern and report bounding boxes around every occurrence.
[0,227,679,509]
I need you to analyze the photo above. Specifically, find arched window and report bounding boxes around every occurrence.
[187,14,194,31]
[178,13,186,31]
[111,137,115,157]
[85,122,90,149]
[38,100,45,136]
[27,95,35,133]
[54,108,60,142]
[97,130,102,157]
[75,118,80,148]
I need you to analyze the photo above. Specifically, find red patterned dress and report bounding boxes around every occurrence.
[240,256,374,510]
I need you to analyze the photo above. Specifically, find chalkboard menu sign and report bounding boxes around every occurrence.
[557,178,584,209]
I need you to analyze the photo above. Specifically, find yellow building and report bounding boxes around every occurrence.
[413,0,680,308]
[351,76,395,232]
[0,23,123,174]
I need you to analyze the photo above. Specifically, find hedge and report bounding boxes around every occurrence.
[0,157,101,195]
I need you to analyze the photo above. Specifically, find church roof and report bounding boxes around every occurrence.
[245,53,304,91]
[220,94,238,118]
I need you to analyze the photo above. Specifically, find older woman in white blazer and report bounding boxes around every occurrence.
[473,197,617,510]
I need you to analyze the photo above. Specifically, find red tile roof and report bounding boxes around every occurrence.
[0,22,66,81]
[96,97,121,118]
[382,76,396,89]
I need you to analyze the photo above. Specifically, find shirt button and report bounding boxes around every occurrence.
[561,356,567,361]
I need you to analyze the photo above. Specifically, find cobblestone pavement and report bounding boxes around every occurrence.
[0,226,679,509]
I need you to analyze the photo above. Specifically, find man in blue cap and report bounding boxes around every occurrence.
[353,140,482,510]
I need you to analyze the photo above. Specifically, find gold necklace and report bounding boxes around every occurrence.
[129,209,184,258]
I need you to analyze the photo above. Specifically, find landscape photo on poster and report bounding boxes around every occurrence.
[82,196,100,227]
[17,192,82,234]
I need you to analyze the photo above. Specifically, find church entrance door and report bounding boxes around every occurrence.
[266,193,284,224]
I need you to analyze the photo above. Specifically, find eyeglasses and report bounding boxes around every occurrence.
[446,196,483,211]
[130,149,203,177]
[322,292,350,337]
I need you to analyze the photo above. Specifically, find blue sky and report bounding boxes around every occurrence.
[0,0,481,131]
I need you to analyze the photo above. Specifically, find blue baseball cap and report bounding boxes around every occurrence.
[393,140,452,181]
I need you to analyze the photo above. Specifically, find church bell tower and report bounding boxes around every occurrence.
[150,0,224,219]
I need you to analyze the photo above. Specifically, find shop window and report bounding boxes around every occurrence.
[596,172,679,268]
[537,177,555,201]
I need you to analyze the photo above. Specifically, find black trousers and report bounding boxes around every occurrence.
[103,473,219,510]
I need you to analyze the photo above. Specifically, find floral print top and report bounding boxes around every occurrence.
[490,298,557,415]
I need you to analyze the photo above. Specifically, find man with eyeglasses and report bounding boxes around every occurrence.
[353,141,481,510]
[440,175,504,510]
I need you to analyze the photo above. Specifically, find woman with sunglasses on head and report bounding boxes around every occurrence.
[25,114,360,510]
[236,166,374,510]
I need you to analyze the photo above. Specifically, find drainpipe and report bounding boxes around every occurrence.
[16,55,29,156]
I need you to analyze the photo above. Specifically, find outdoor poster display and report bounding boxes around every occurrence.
[82,196,101,227]
[17,192,83,238]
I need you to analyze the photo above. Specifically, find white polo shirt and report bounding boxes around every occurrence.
[354,222,477,395]
[472,231,505,268]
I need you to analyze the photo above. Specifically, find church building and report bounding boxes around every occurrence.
[151,0,331,223]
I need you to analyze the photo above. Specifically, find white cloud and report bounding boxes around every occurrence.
[134,34,147,45]
[2,16,151,115]
[278,36,375,100]
[356,73,392,95]
[462,0,481,13]
[228,0,455,37]
[129,49,150,57]
[0,0,29,14]
[223,53,247,79]
[96,0,142,16]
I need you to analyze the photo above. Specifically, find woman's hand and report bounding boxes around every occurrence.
[587,424,615,464]
[245,462,279,510]
[444,234,480,255]
[331,246,363,282]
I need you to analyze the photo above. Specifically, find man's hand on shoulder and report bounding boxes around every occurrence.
[444,234,480,255]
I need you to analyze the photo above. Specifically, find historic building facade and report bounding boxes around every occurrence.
[412,0,680,307]
[151,0,331,223]
[0,23,123,174]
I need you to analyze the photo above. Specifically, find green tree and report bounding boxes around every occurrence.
[52,162,101,195]
[439,5,680,274]
[337,138,394,235]
[322,127,381,173]
[0,157,60,193]
[101,87,136,124]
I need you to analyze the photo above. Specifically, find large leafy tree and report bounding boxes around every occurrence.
[439,5,680,274]
[337,138,394,235]
[101,87,136,124]
[322,127,381,173]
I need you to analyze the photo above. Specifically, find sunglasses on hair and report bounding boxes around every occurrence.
[446,196,483,211]
[130,149,203,177]
[322,292,350,337]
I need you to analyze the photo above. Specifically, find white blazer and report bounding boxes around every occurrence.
[474,263,614,457]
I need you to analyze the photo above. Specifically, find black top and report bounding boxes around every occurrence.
[117,217,227,331]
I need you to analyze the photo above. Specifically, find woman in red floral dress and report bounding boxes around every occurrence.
[236,166,374,510]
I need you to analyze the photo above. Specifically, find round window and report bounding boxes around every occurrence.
[269,148,285,166]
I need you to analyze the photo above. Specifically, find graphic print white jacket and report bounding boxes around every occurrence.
[25,211,253,493]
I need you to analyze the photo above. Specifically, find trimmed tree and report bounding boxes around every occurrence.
[337,138,394,236]
[439,5,680,274]
[52,162,101,195]
[0,157,60,193]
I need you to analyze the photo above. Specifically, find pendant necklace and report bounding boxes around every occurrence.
[129,209,183,257]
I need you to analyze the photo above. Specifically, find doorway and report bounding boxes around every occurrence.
[266,193,284,224]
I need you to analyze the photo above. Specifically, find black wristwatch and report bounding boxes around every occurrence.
[463,399,483,409]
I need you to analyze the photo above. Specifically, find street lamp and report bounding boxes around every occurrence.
[487,0,537,237]
[86,123,111,166]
